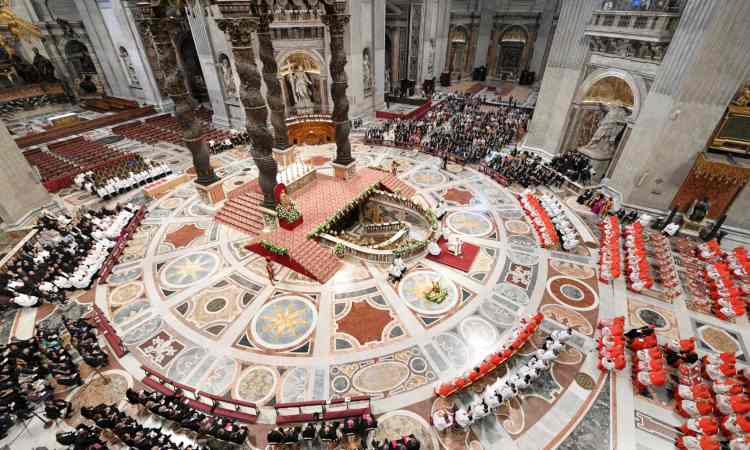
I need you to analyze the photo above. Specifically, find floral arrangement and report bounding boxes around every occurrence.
[276,202,301,223]
[308,183,381,238]
[333,242,346,258]
[260,240,289,256]
[423,282,448,304]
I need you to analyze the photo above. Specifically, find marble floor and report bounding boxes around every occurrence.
[1,117,743,450]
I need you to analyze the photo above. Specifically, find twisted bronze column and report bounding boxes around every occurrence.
[253,5,289,150]
[216,17,278,208]
[136,10,218,186]
[322,3,354,166]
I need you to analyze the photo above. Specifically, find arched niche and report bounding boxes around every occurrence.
[448,26,468,78]
[563,69,646,180]
[64,40,97,78]
[278,50,326,116]
[495,25,529,80]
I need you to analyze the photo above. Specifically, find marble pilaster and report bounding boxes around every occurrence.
[372,0,386,109]
[473,0,493,68]
[608,0,750,224]
[433,0,451,79]
[523,0,597,155]
[528,0,559,78]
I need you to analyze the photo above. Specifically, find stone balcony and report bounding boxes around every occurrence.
[584,9,682,63]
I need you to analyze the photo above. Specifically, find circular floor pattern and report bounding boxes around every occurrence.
[549,259,596,279]
[636,307,668,330]
[372,410,440,450]
[493,282,530,306]
[278,367,309,404]
[447,211,493,237]
[109,281,144,307]
[509,249,541,266]
[540,304,594,336]
[160,252,221,289]
[250,296,318,350]
[459,316,499,351]
[352,361,411,394]
[435,332,470,368]
[505,219,531,235]
[547,276,599,311]
[234,365,279,405]
[508,234,539,250]
[408,170,448,187]
[696,324,742,357]
[398,271,459,315]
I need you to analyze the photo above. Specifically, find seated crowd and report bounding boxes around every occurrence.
[126,388,249,446]
[0,204,140,310]
[207,129,251,155]
[366,93,529,163]
[484,149,567,188]
[267,413,384,448]
[63,317,109,369]
[1,327,77,440]
[74,155,172,199]
[75,403,209,450]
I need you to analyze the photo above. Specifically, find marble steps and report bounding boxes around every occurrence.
[379,174,417,198]
[215,191,266,236]
[290,240,342,283]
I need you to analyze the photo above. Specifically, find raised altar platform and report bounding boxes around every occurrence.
[217,167,416,283]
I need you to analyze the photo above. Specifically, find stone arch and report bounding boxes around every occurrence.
[574,68,646,120]
[64,39,97,78]
[276,49,327,116]
[448,25,469,77]
[495,25,530,80]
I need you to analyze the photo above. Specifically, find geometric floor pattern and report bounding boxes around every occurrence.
[5,132,745,450]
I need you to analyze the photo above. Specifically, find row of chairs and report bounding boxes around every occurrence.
[23,148,77,181]
[140,365,259,424]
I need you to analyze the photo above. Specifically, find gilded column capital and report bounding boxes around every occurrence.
[215,17,257,47]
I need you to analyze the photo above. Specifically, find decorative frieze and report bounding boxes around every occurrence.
[588,36,667,62]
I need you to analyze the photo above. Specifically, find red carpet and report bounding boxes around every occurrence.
[426,238,479,273]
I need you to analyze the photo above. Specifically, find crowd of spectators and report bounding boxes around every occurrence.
[74,155,172,199]
[207,129,251,155]
[0,204,140,310]
[366,93,530,163]
[267,413,382,448]
[126,388,248,446]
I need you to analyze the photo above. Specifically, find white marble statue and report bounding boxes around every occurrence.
[579,103,629,160]
[219,54,238,99]
[292,70,314,108]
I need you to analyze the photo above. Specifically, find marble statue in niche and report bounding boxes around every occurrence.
[363,47,373,96]
[291,69,314,109]
[32,48,57,82]
[218,53,238,99]
[578,103,629,159]
[119,47,140,88]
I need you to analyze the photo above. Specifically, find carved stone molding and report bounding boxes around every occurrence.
[588,36,667,62]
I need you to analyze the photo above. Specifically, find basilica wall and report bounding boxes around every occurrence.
[607,0,750,232]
